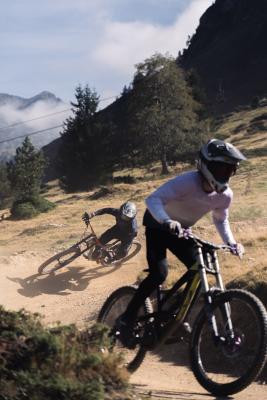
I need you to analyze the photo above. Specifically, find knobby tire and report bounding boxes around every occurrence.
[38,234,95,275]
[97,285,152,372]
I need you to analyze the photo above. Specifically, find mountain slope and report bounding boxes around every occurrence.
[0,91,62,110]
[181,0,267,114]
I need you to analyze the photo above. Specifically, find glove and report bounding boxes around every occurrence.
[183,227,192,240]
[82,212,94,224]
[163,219,183,237]
[229,243,245,258]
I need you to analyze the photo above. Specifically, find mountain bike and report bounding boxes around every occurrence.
[98,232,267,396]
[38,218,141,275]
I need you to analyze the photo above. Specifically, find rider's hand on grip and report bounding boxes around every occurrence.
[82,212,90,225]
[183,227,192,240]
[163,219,183,237]
[229,242,245,259]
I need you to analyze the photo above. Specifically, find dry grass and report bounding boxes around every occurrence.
[1,105,267,298]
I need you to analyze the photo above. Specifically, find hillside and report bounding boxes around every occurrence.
[0,104,267,398]
[0,91,61,109]
[181,0,267,114]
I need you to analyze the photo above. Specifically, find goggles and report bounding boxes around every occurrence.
[208,161,237,183]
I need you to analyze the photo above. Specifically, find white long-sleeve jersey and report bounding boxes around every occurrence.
[145,171,236,244]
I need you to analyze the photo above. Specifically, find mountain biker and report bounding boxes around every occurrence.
[82,201,138,262]
[117,139,247,348]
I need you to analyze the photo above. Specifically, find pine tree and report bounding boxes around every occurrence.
[7,136,46,201]
[0,163,11,208]
[58,85,103,191]
[6,137,53,219]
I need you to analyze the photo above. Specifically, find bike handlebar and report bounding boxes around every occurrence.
[180,229,231,251]
[82,212,235,256]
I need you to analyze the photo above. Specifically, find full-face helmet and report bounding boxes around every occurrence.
[120,201,137,220]
[197,139,246,193]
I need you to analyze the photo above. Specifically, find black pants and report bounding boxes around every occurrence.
[99,225,134,258]
[123,226,198,321]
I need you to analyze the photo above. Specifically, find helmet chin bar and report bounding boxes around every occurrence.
[211,179,228,194]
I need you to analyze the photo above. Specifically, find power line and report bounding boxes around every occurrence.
[0,108,71,131]
[0,95,117,132]
[0,94,118,145]
[0,125,63,145]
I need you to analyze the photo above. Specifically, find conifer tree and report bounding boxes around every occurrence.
[59,85,103,191]
[6,137,53,219]
[7,136,45,201]
[0,163,11,208]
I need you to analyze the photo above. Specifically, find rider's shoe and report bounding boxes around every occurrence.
[90,246,101,261]
[83,251,92,260]
[115,315,136,349]
[83,246,100,261]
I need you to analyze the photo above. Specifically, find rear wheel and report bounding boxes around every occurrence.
[191,289,267,396]
[98,285,152,372]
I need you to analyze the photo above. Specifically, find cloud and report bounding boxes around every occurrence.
[0,0,213,104]
[91,0,213,77]
[0,99,71,160]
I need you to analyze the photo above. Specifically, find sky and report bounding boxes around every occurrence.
[0,0,214,107]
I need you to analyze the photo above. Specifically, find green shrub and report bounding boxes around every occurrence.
[11,201,38,219]
[0,307,131,400]
[10,196,56,220]
[31,196,56,213]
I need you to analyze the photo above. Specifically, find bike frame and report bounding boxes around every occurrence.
[81,219,114,252]
[82,220,126,262]
[138,235,234,349]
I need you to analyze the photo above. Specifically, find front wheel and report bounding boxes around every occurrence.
[38,235,95,274]
[97,285,152,372]
[38,245,82,274]
[190,289,267,396]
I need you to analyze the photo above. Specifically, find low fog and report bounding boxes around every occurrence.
[0,94,72,162]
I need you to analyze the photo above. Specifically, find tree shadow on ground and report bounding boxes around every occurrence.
[133,384,229,400]
[7,262,123,298]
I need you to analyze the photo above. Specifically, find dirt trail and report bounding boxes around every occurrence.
[0,246,266,400]
[0,247,144,327]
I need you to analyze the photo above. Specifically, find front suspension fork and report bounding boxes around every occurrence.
[199,250,235,342]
